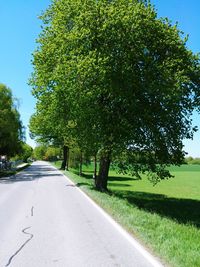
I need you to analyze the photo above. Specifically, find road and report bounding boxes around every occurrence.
[0,161,163,267]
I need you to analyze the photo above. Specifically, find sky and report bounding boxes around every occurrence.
[0,0,200,157]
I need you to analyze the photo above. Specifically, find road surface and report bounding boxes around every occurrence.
[0,161,163,267]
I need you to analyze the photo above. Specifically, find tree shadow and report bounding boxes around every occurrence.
[114,190,200,228]
[68,171,138,190]
[108,176,140,182]
[108,182,131,187]
[65,182,89,187]
[70,171,93,180]
[0,163,63,184]
[70,171,139,183]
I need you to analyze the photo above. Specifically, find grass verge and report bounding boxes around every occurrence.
[52,161,200,267]
[0,163,30,178]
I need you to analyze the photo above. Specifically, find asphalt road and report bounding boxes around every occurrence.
[0,161,163,267]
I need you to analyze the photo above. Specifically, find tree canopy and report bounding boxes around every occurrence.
[0,84,24,157]
[30,0,200,190]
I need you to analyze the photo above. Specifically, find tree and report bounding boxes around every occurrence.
[33,145,47,160]
[44,146,61,161]
[0,84,24,157]
[30,0,200,191]
[20,143,33,162]
[12,142,33,162]
[29,91,73,170]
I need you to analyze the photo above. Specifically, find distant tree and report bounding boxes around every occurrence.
[29,92,73,170]
[12,142,33,162]
[31,0,200,191]
[33,145,47,160]
[45,146,61,161]
[0,84,24,157]
[20,143,33,162]
[189,158,200,165]
[184,156,194,164]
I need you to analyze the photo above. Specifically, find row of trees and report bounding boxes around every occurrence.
[32,145,89,173]
[0,83,24,157]
[29,0,200,191]
[185,157,200,165]
[0,83,33,163]
[33,145,60,161]
[11,142,33,163]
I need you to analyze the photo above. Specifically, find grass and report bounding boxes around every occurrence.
[53,161,200,267]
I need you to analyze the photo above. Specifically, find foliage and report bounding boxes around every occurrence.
[29,67,76,169]
[30,0,200,189]
[44,146,61,161]
[69,146,91,169]
[184,156,194,164]
[33,145,47,160]
[185,156,200,164]
[12,142,33,162]
[20,143,33,162]
[32,145,61,161]
[0,83,24,156]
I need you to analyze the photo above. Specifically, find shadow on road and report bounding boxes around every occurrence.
[0,163,62,184]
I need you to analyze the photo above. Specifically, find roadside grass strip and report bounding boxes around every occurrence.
[53,161,200,267]
[0,163,30,178]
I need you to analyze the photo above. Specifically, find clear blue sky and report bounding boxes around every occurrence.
[0,0,200,157]
[0,0,51,148]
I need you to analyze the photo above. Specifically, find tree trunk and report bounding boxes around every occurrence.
[66,147,69,171]
[79,151,83,176]
[60,145,69,170]
[95,153,111,191]
[93,153,97,179]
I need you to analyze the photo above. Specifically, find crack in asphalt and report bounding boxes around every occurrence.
[5,227,33,267]
[31,206,34,217]
[5,205,35,266]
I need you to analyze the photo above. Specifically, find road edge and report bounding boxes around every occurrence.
[50,162,165,267]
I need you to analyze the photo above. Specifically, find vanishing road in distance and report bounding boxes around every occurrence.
[0,161,163,267]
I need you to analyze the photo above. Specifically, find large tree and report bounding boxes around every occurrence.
[29,88,73,170]
[31,0,200,191]
[0,84,23,157]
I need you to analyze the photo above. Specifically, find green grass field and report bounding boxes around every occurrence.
[53,162,200,267]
